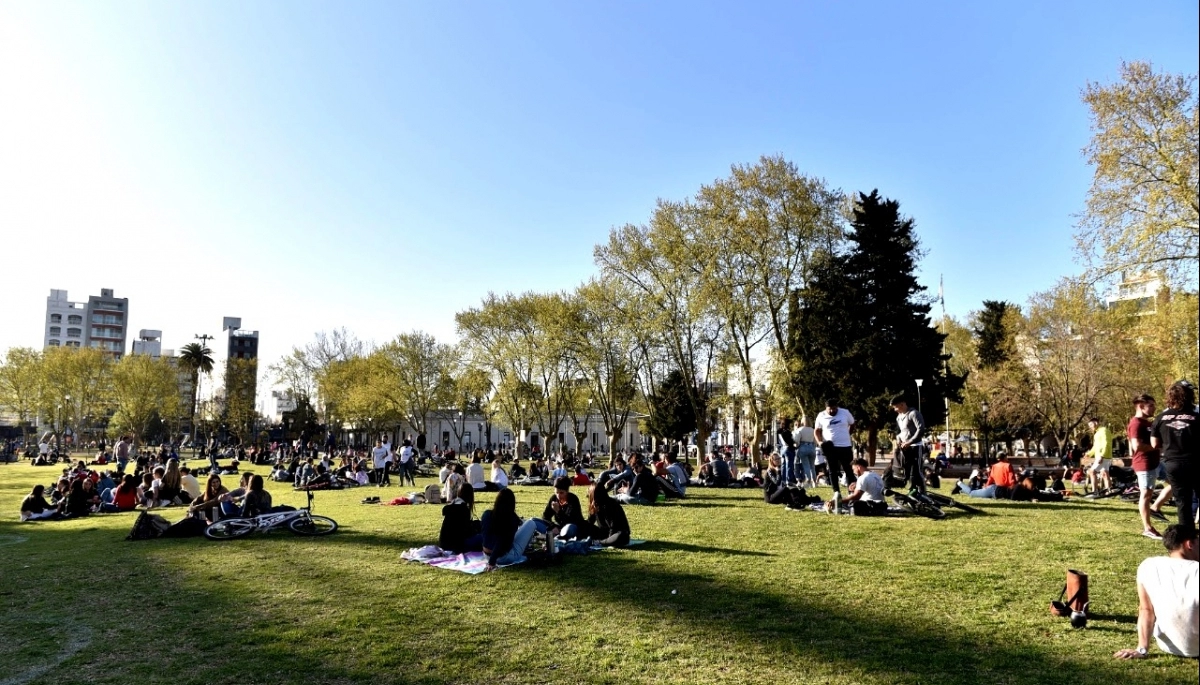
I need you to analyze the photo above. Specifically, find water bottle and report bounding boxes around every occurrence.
[833,490,841,514]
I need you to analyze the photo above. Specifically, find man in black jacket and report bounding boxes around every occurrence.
[617,456,659,505]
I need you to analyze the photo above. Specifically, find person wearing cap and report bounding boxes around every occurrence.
[891,394,927,494]
[1114,524,1199,659]
[1085,417,1113,494]
[1151,380,1198,527]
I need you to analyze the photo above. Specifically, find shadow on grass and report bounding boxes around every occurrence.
[633,540,773,556]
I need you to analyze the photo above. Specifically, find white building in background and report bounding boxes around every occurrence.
[1106,272,1166,315]
[44,289,87,349]
[43,288,129,357]
[132,330,163,357]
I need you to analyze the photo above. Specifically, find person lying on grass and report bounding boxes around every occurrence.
[20,484,60,521]
[952,454,1017,499]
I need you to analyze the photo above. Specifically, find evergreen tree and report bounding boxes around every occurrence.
[789,190,965,457]
[643,369,698,444]
[974,300,1015,369]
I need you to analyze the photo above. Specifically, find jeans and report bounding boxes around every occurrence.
[961,484,998,498]
[1163,459,1197,526]
[796,443,816,483]
[101,488,114,504]
[823,445,854,493]
[901,446,926,493]
[782,445,798,484]
[496,519,540,565]
[377,462,391,486]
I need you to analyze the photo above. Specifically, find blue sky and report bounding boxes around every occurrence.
[1,1,1196,381]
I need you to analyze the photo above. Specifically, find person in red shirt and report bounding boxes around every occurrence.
[571,465,592,486]
[953,454,1016,498]
[1129,394,1164,539]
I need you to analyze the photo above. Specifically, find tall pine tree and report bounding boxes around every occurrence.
[789,190,965,459]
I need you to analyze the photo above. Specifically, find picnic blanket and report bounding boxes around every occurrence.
[401,540,647,575]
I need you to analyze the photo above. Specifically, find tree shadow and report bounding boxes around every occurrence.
[632,540,773,557]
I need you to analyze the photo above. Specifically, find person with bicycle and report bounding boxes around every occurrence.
[891,394,927,494]
[843,458,887,516]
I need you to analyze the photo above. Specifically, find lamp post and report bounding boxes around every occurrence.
[457,411,464,452]
[914,379,923,414]
[980,400,990,466]
[519,403,526,460]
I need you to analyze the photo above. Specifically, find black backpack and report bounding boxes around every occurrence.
[126,511,171,541]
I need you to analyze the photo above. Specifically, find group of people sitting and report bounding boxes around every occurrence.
[950,454,1070,502]
[19,459,209,521]
[437,475,632,570]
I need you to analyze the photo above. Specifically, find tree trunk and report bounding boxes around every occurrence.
[867,426,878,466]
[607,431,618,460]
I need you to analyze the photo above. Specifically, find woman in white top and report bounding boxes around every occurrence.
[491,460,509,490]
[465,455,487,490]
[442,463,466,503]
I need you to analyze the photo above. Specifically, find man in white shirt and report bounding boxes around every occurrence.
[814,399,855,496]
[1115,524,1199,660]
[398,440,416,486]
[371,439,391,487]
[844,458,887,516]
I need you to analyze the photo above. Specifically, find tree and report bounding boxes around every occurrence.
[595,200,722,461]
[789,191,965,460]
[222,358,259,444]
[643,369,697,445]
[1077,61,1198,289]
[0,347,44,449]
[974,300,1017,369]
[270,328,367,424]
[177,342,214,432]
[319,356,394,440]
[39,347,112,449]
[374,332,457,441]
[109,355,181,445]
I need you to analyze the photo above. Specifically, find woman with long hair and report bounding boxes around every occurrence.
[439,483,483,553]
[101,474,140,513]
[65,479,93,517]
[584,482,630,548]
[240,474,273,518]
[20,484,59,521]
[187,474,230,523]
[481,488,539,570]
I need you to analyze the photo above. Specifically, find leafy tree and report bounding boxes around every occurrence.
[374,332,457,441]
[222,358,259,444]
[177,342,214,431]
[643,369,698,445]
[0,348,43,448]
[39,347,112,449]
[109,355,182,445]
[1076,61,1198,289]
[319,356,395,440]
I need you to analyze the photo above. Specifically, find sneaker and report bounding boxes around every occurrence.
[950,482,963,496]
[1149,508,1168,523]
[1142,529,1163,540]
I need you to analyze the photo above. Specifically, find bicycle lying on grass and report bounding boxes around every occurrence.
[884,489,985,519]
[205,490,338,540]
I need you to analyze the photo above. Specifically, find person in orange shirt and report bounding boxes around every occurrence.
[952,454,1016,498]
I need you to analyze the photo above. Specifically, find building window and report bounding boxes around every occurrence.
[50,313,62,323]
[68,315,82,325]
[67,328,81,338]
[49,326,61,336]
[48,339,61,346]
[67,341,81,348]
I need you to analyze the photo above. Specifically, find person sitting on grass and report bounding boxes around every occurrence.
[843,458,887,516]
[952,454,1017,499]
[763,454,791,505]
[20,484,60,521]
[543,477,586,538]
[663,453,689,496]
[529,456,548,480]
[598,456,631,492]
[439,483,483,553]
[582,483,631,548]
[701,451,731,487]
[442,463,466,503]
[149,461,186,508]
[466,454,489,491]
[1114,523,1198,660]
[571,465,592,486]
[185,474,229,523]
[482,488,542,571]
[616,455,659,505]
[490,459,509,490]
[64,479,93,518]
[509,458,527,480]
[550,458,569,481]
[240,475,274,518]
[100,474,140,513]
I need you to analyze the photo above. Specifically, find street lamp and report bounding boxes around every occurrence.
[980,400,990,465]
[458,411,464,452]
[914,379,923,414]
[519,403,527,459]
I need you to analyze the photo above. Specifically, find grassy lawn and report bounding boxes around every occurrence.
[1,458,1195,685]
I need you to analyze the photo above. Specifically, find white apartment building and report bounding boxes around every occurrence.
[44,289,87,349]
[132,329,163,357]
[44,288,129,357]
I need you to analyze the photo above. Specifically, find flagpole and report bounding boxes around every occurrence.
[940,275,950,457]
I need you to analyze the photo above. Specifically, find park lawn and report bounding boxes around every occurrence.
[0,459,1196,685]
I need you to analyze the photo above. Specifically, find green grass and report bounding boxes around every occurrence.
[1,459,1195,685]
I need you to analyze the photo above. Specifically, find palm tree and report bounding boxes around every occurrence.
[178,342,214,436]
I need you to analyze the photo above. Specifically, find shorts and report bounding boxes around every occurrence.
[1089,458,1111,473]
[1135,470,1156,489]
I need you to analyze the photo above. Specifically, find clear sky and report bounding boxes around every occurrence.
[2,1,1197,381]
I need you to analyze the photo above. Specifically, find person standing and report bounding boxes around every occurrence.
[777,419,798,486]
[371,439,391,487]
[398,439,416,487]
[1086,417,1113,494]
[795,418,817,488]
[815,399,855,497]
[891,394,927,494]
[1129,394,1164,539]
[1151,381,1198,527]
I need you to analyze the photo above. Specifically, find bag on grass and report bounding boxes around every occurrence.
[424,484,442,504]
[126,511,171,541]
[1050,569,1089,617]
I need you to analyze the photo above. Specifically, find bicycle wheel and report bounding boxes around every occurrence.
[911,501,947,520]
[289,515,338,536]
[204,518,256,540]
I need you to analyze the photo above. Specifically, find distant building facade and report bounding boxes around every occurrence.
[44,288,128,356]
[132,329,163,357]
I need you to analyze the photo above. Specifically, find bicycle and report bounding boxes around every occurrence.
[922,490,984,515]
[204,491,338,540]
[886,489,947,520]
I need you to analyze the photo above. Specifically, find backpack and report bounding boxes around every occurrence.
[126,511,171,541]
[424,483,442,504]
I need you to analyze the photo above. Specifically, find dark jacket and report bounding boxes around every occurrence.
[627,469,660,503]
[542,492,585,528]
[481,509,521,565]
[439,501,479,553]
[588,500,631,547]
